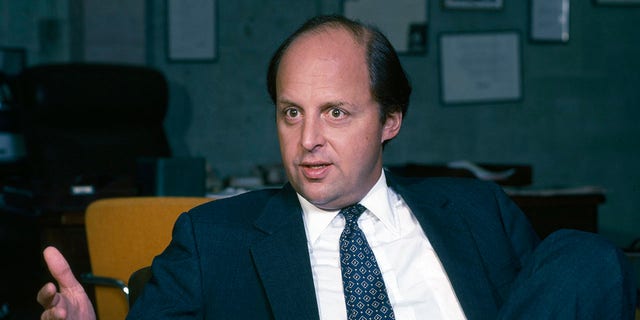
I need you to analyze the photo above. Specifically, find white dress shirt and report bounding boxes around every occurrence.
[299,171,467,320]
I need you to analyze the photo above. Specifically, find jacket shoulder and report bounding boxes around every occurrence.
[391,174,503,198]
[186,188,283,224]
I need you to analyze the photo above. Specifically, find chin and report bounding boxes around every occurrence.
[301,188,339,209]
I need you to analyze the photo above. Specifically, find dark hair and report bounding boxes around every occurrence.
[266,15,412,122]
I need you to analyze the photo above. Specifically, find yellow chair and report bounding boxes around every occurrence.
[82,196,213,320]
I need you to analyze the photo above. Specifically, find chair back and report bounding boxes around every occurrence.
[84,196,212,320]
[13,63,171,211]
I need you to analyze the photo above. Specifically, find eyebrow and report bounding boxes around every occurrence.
[276,98,299,108]
[277,98,350,110]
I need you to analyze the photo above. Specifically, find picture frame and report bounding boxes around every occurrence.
[166,0,217,62]
[530,0,570,43]
[439,31,522,105]
[442,0,503,10]
[343,0,429,55]
[594,0,640,5]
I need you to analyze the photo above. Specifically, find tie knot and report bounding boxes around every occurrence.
[340,203,367,224]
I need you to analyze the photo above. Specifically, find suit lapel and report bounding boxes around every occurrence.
[250,184,320,320]
[248,175,501,319]
[387,174,500,319]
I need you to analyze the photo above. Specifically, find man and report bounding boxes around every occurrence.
[38,15,636,319]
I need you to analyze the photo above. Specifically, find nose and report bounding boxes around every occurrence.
[300,117,325,152]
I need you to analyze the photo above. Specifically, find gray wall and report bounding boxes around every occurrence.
[1,0,639,247]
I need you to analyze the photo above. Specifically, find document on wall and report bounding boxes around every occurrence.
[167,0,217,60]
[344,0,428,54]
[440,31,521,104]
[531,0,570,42]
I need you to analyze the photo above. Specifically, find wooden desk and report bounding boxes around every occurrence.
[387,164,607,237]
[30,186,607,269]
[39,211,91,275]
[505,186,606,238]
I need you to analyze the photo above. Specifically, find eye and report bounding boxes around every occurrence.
[283,108,299,118]
[329,108,346,119]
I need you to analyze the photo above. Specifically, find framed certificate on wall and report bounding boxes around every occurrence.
[439,31,522,105]
[595,0,640,5]
[167,0,217,61]
[343,0,429,54]
[443,0,503,10]
[530,0,570,42]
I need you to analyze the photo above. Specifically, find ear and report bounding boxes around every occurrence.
[381,111,403,143]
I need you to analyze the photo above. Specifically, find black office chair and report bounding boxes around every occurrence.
[7,63,171,212]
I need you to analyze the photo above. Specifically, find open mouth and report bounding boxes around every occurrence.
[304,164,329,169]
[300,162,331,179]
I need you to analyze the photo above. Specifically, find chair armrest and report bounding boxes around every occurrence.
[127,266,152,307]
[80,273,130,298]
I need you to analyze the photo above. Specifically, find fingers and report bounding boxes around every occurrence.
[37,283,68,320]
[37,282,59,308]
[40,247,88,320]
[40,306,67,320]
[43,246,80,290]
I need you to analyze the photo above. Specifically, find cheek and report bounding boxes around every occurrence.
[277,124,292,144]
[277,129,290,152]
[359,122,384,144]
[336,127,379,155]
[278,129,299,159]
[279,138,293,156]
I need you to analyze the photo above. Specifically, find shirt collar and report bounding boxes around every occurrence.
[299,170,398,244]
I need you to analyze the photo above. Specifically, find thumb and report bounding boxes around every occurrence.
[43,246,82,290]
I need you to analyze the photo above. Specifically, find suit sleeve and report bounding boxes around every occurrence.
[490,182,540,264]
[127,213,204,319]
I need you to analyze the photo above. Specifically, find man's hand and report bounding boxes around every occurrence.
[37,246,96,320]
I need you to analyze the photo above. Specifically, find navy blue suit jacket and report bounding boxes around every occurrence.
[128,173,540,319]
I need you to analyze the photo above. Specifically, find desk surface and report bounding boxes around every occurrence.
[504,185,606,198]
[505,186,605,238]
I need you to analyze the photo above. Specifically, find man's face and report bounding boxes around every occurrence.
[275,27,402,210]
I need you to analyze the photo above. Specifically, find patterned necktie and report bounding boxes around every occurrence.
[339,204,395,320]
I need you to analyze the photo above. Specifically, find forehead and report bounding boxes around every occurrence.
[276,27,370,100]
[285,25,365,59]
